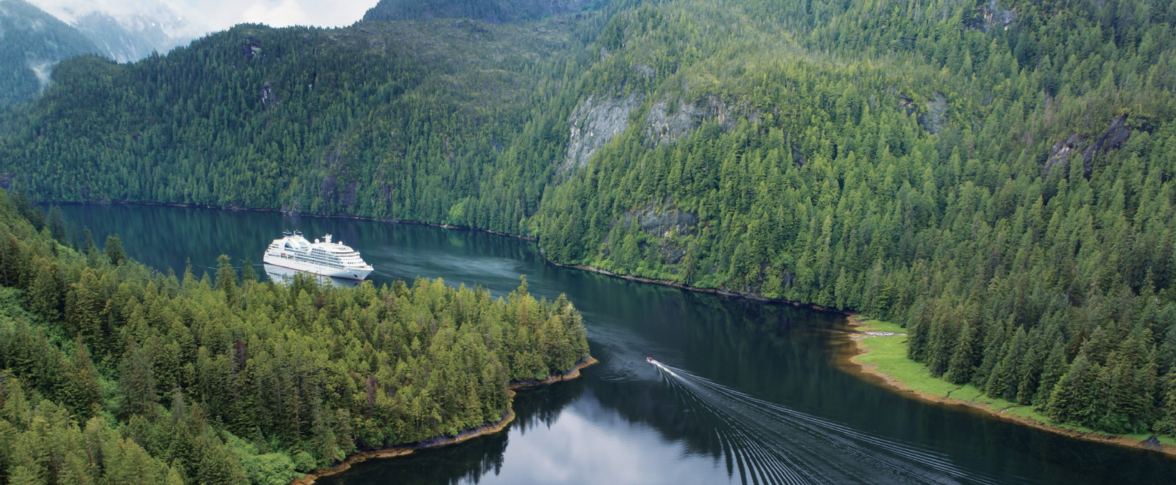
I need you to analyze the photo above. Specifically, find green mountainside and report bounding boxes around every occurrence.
[0,188,589,483]
[4,0,1176,446]
[363,0,608,23]
[0,14,610,228]
[0,0,100,106]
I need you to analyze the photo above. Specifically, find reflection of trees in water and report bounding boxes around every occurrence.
[578,293,845,464]
[510,374,588,433]
[57,204,541,280]
[318,432,508,485]
[587,376,727,462]
[317,374,586,485]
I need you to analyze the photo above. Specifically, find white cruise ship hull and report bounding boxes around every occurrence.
[263,255,373,281]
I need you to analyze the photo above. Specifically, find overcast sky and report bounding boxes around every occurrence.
[27,0,378,36]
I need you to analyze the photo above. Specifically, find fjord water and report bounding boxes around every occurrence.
[61,205,1176,484]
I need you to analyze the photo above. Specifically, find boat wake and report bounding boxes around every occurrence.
[647,359,1003,485]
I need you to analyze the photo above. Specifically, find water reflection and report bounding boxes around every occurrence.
[58,204,1176,485]
[263,263,361,288]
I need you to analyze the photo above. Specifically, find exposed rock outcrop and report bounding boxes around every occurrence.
[917,93,947,135]
[1082,115,1131,178]
[889,88,946,135]
[620,203,699,237]
[561,94,642,171]
[644,99,707,147]
[1044,133,1081,176]
[643,95,756,147]
[966,0,1015,32]
[1042,115,1134,179]
[239,35,261,59]
[260,81,276,108]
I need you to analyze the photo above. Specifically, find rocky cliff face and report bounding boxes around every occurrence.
[644,99,706,147]
[613,200,699,267]
[561,94,642,171]
[620,202,699,237]
[1043,115,1135,179]
[1082,115,1131,178]
[965,0,1015,33]
[1044,133,1081,176]
[643,95,756,147]
[917,92,947,135]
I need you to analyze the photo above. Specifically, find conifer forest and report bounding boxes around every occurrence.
[3,0,1176,482]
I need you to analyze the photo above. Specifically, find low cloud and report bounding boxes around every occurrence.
[27,0,376,37]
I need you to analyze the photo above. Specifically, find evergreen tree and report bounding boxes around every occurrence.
[104,234,126,266]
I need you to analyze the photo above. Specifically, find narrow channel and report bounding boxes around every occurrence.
[60,204,1176,484]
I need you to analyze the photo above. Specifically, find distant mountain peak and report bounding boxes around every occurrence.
[24,0,196,63]
[0,0,98,104]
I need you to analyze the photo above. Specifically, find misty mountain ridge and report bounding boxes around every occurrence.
[72,8,193,63]
[0,0,194,105]
[0,0,97,105]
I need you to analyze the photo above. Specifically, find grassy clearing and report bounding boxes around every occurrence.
[852,318,1176,447]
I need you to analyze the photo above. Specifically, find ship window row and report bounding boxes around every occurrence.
[277,253,346,269]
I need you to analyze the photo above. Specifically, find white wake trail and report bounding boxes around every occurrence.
[649,359,1001,485]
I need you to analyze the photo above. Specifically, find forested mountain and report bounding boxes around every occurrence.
[71,9,193,64]
[0,0,99,106]
[0,12,609,227]
[0,188,590,483]
[4,0,1176,441]
[363,0,608,23]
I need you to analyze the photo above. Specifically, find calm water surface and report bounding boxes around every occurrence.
[60,205,1176,484]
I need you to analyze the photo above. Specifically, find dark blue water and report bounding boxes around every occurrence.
[60,204,1176,484]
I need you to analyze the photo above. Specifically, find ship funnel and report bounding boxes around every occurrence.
[324,234,333,243]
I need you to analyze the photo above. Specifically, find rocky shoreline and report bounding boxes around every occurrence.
[289,357,598,485]
[842,315,1176,459]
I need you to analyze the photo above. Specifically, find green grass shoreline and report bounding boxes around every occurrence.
[848,317,1176,455]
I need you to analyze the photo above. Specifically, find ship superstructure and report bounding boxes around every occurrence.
[263,231,373,281]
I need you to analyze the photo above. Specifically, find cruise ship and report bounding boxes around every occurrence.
[263,231,373,281]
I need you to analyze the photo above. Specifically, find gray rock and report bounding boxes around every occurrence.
[917,92,947,135]
[1142,435,1162,451]
[966,0,1015,32]
[981,0,1015,32]
[644,100,707,147]
[1043,133,1081,176]
[620,203,699,237]
[643,95,751,147]
[1082,115,1131,178]
[561,94,642,171]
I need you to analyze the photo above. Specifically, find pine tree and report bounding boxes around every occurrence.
[119,344,158,418]
[27,261,63,322]
[946,320,980,384]
[1034,338,1068,407]
[65,338,102,420]
[104,234,126,266]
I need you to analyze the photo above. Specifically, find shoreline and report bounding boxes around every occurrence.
[57,202,1176,460]
[289,356,598,485]
[544,261,844,312]
[55,200,845,312]
[47,200,539,241]
[840,315,1176,458]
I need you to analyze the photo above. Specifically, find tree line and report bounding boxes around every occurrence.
[3,0,1176,438]
[0,188,590,484]
[535,0,1176,435]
